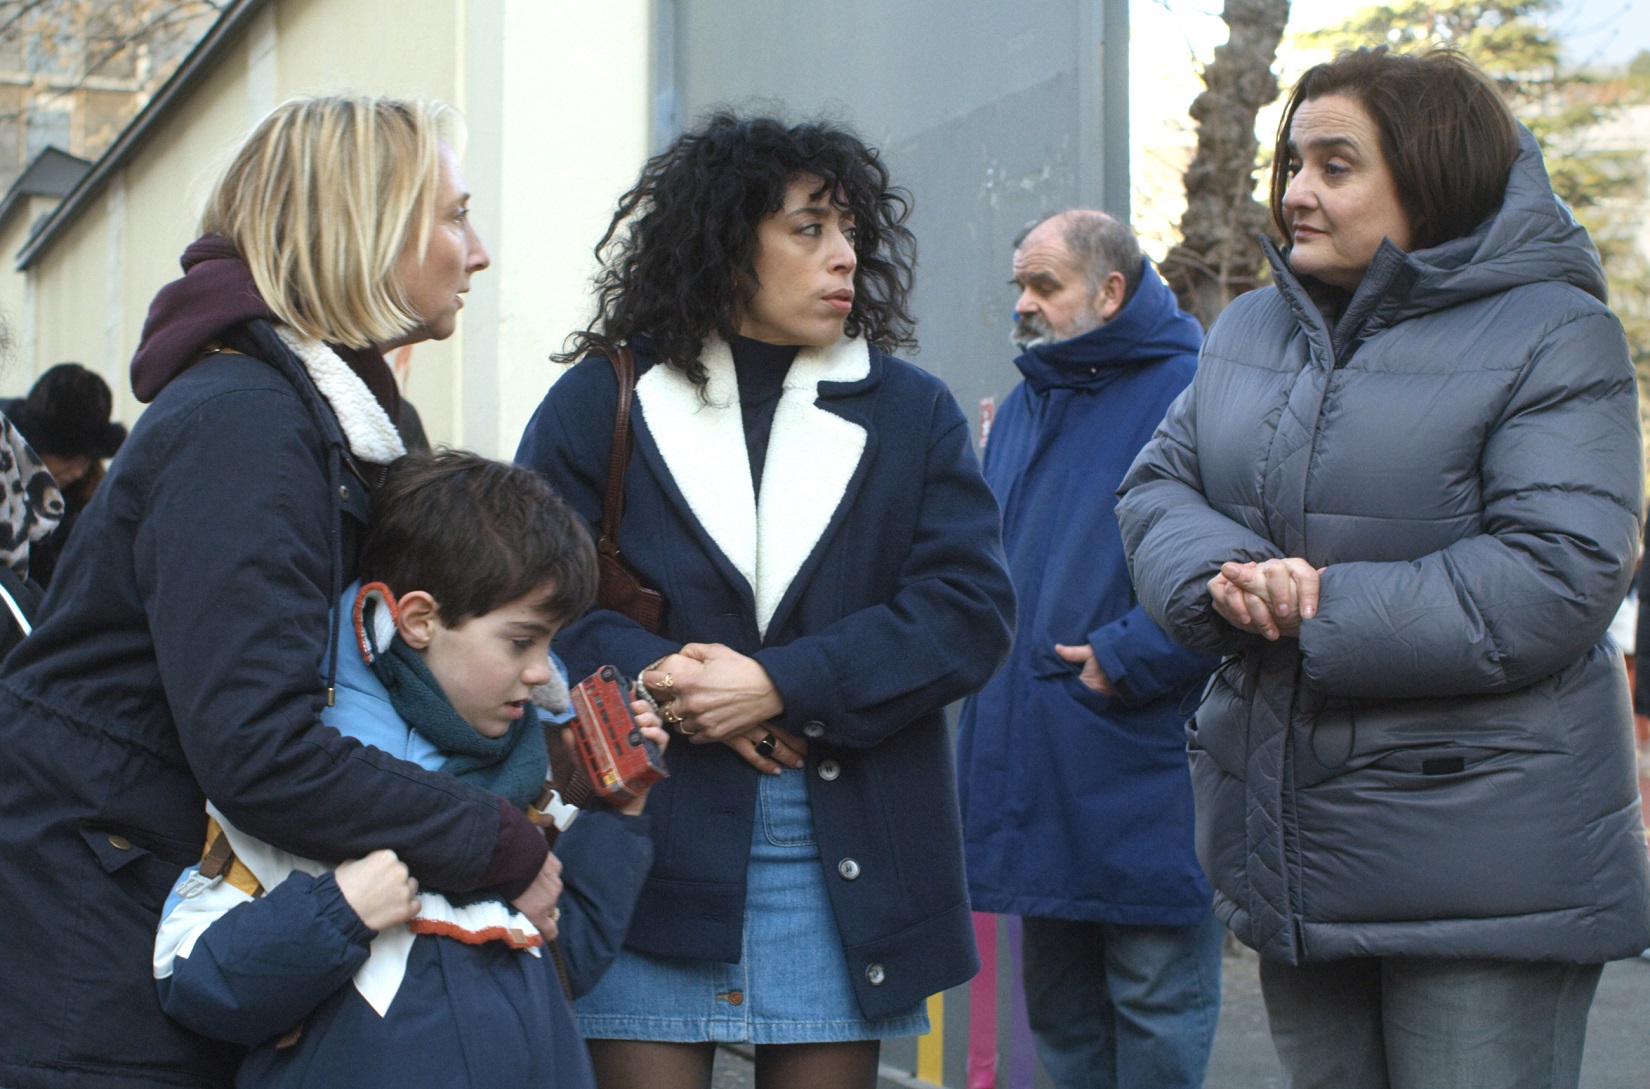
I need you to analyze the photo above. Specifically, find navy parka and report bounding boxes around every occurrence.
[517,335,1015,1019]
[957,262,1218,926]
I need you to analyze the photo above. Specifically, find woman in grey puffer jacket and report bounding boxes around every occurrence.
[1117,48,1650,1089]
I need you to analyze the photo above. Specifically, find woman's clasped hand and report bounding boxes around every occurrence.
[1208,558,1323,641]
[642,643,804,772]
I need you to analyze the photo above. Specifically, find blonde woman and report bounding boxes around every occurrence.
[0,96,562,1089]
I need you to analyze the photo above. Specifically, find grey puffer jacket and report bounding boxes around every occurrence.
[1116,128,1650,966]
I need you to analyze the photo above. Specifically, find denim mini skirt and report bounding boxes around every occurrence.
[575,767,930,1043]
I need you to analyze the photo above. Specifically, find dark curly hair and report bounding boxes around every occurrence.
[557,112,918,390]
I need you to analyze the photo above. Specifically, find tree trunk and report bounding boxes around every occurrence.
[1160,0,1291,329]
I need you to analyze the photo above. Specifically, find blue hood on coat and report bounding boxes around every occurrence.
[1013,259,1204,392]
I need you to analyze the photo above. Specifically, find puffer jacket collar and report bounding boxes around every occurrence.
[1013,259,1203,393]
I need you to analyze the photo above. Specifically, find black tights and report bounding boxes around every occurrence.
[585,1038,881,1089]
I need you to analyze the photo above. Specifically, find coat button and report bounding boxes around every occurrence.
[338,484,350,500]
[803,720,825,739]
[837,858,860,880]
[108,834,131,850]
[817,759,841,781]
[717,990,744,1006]
[866,963,886,986]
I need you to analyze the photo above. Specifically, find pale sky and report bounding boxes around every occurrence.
[1138,0,1650,68]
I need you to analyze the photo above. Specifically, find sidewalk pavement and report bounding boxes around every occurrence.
[710,941,1650,1089]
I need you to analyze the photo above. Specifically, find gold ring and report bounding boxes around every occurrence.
[656,671,674,689]
[548,906,560,923]
[754,732,778,759]
[661,701,683,725]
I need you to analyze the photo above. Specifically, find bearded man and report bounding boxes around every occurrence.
[957,210,1222,1089]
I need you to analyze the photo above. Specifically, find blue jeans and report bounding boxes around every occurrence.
[1259,956,1602,1089]
[1020,912,1223,1089]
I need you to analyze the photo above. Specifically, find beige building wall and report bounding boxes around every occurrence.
[26,193,115,403]
[0,194,56,380]
[7,0,654,459]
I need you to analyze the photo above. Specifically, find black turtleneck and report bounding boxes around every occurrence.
[731,336,800,495]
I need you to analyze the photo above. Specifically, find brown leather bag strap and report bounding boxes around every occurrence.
[599,346,637,555]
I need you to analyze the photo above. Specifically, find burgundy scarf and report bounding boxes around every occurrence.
[130,234,399,419]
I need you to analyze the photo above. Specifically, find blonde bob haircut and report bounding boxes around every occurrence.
[201,95,460,349]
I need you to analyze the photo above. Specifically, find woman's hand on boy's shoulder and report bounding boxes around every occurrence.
[334,849,421,932]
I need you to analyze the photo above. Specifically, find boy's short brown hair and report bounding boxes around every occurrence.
[358,450,596,626]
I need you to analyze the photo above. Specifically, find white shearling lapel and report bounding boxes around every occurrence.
[634,337,871,638]
[755,338,869,635]
[635,341,758,594]
[274,326,405,464]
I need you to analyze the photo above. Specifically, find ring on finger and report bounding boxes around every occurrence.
[548,906,560,923]
[753,731,778,759]
[654,671,674,689]
[661,700,683,725]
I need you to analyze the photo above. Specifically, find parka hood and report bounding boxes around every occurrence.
[131,234,400,419]
[1013,259,1204,392]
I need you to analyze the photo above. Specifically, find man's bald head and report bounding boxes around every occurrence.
[1011,210,1143,350]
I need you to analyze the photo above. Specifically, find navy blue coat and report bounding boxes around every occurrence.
[0,323,517,1089]
[517,335,1014,1018]
[957,262,1217,927]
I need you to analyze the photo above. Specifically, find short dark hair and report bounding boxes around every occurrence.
[1270,47,1520,253]
[558,111,918,390]
[358,450,597,627]
[1016,209,1145,309]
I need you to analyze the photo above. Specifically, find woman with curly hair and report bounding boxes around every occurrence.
[517,113,1015,1089]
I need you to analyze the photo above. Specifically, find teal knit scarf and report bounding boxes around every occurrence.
[373,635,548,809]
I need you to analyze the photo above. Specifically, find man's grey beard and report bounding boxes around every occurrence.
[1011,313,1054,352]
[1013,309,1105,352]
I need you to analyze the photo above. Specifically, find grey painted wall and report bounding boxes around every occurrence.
[663,0,1127,443]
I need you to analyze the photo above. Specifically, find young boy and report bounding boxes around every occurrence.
[153,451,664,1088]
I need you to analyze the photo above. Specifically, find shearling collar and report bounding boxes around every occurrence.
[635,335,872,637]
[274,327,406,464]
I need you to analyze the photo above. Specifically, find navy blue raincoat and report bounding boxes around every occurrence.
[958,261,1217,926]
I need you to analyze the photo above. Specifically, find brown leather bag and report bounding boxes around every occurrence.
[594,346,666,632]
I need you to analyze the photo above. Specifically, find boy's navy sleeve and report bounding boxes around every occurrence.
[157,872,375,1046]
[550,811,654,998]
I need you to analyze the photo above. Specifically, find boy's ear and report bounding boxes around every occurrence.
[395,590,442,649]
